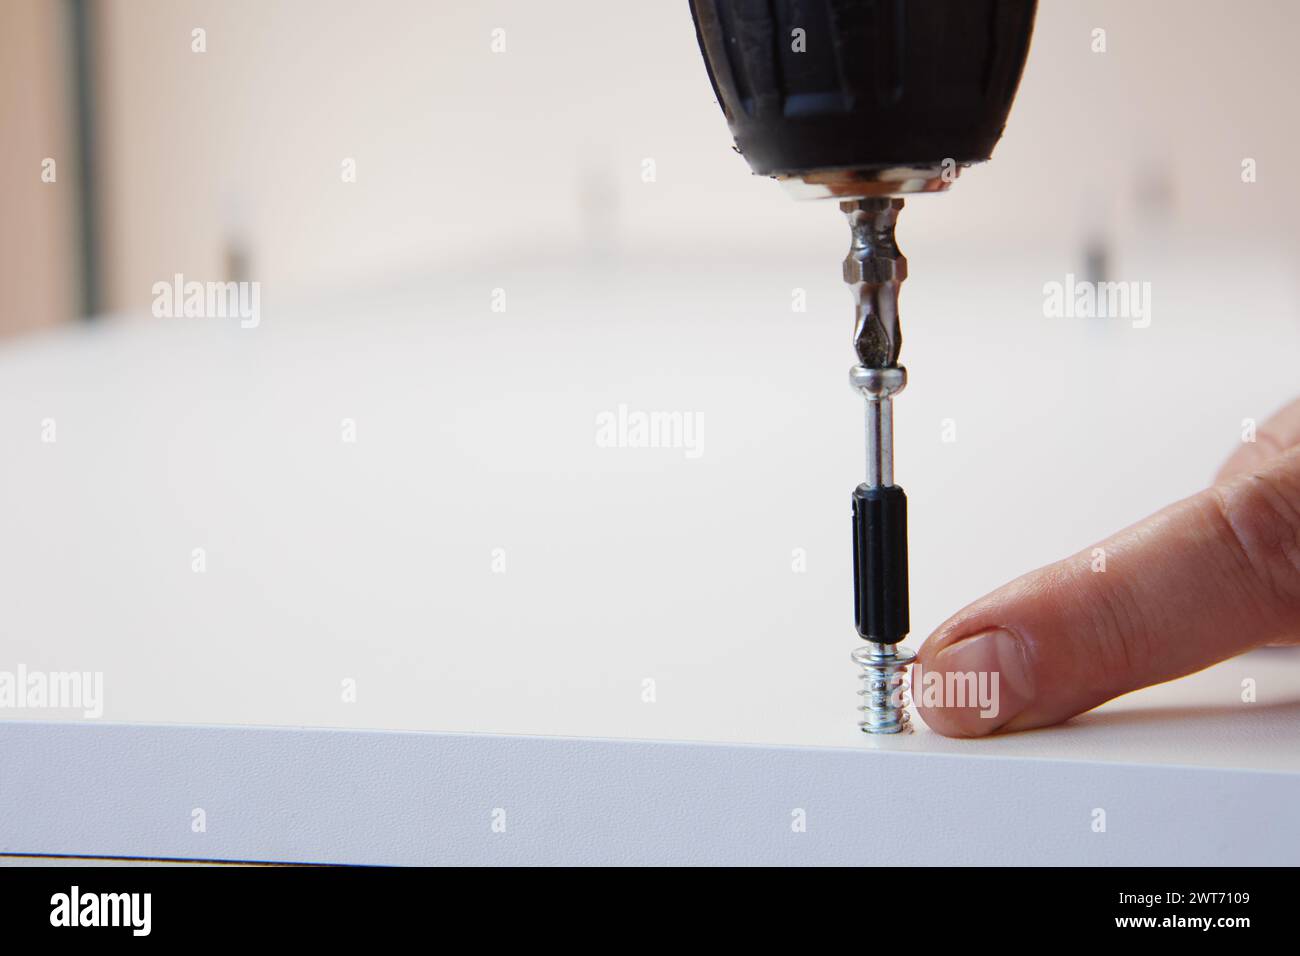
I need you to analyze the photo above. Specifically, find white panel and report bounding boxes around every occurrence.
[2,722,1297,866]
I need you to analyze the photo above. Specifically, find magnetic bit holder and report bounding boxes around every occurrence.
[844,199,914,735]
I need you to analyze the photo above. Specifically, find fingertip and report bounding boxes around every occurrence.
[915,627,1037,737]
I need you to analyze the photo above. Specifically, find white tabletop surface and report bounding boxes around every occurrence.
[2,235,1297,773]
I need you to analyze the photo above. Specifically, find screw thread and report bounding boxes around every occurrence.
[852,644,916,734]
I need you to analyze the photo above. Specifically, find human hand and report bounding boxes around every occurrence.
[916,398,1300,736]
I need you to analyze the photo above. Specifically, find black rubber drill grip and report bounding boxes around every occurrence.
[852,484,910,643]
[689,0,1038,176]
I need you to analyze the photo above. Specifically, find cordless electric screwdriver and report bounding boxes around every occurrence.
[689,0,1037,732]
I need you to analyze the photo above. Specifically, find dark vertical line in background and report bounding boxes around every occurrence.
[69,0,100,319]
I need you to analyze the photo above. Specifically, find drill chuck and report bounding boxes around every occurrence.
[689,0,1037,190]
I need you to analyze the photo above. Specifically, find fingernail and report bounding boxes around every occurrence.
[931,628,1035,733]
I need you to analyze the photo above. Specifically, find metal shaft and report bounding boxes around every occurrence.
[845,200,913,735]
[851,364,905,487]
[864,395,893,488]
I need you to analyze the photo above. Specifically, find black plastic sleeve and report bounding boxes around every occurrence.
[852,484,910,644]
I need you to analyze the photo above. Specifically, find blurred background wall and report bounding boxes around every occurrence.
[0,0,81,336]
[2,0,1297,328]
